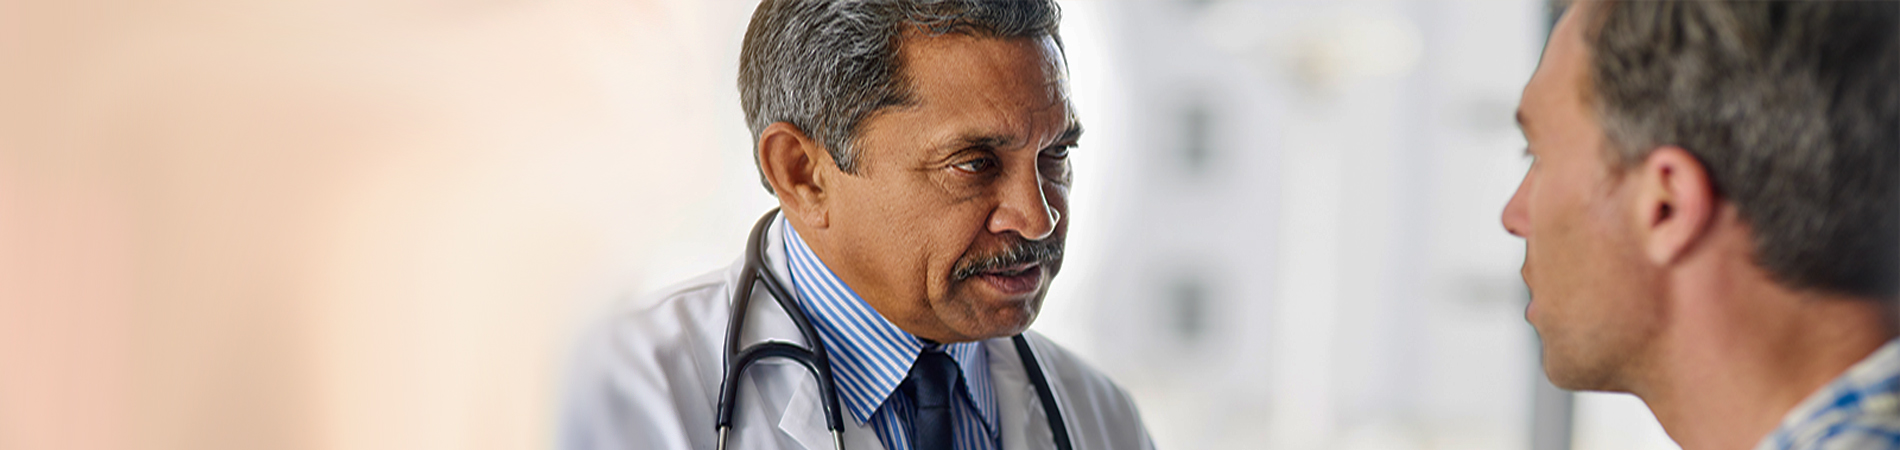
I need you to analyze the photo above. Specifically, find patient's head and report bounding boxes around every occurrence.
[1504,0,1898,391]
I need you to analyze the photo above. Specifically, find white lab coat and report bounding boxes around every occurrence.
[560,215,1155,450]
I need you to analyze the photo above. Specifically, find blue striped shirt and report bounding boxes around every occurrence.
[1755,339,1900,450]
[782,221,1001,450]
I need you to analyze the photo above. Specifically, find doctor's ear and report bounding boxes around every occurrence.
[757,122,833,228]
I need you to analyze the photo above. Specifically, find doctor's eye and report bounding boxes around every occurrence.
[1041,144,1073,160]
[1040,145,1073,175]
[953,157,998,174]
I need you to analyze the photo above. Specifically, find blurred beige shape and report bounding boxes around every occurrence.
[0,0,737,449]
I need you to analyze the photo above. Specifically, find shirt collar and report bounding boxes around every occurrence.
[781,218,997,429]
[1756,338,1900,449]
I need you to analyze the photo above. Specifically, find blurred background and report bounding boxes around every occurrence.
[0,0,1680,449]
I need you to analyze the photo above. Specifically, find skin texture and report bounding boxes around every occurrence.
[1505,3,1898,449]
[758,33,1077,343]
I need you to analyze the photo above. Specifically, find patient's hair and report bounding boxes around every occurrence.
[738,0,1063,193]
[1586,1,1900,298]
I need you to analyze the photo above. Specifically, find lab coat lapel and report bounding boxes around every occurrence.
[986,337,1057,450]
[776,374,886,450]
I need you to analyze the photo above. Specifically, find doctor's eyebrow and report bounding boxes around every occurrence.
[944,123,1085,153]
[1048,123,1084,148]
[955,134,1014,150]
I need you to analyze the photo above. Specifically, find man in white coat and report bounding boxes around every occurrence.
[560,1,1154,449]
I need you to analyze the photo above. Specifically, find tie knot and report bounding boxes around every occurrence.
[906,350,960,409]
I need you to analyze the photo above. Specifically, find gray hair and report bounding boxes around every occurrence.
[738,0,1063,193]
[1587,1,1899,298]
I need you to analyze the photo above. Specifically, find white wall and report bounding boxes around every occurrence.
[1065,1,1548,449]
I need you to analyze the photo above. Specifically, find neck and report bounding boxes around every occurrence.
[1635,255,1896,450]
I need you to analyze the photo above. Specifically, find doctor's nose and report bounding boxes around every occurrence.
[989,174,1059,241]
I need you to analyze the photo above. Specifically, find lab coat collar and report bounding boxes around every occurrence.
[986,335,1063,450]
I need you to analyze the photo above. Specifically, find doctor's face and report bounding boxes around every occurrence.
[818,33,1075,343]
[1502,4,1663,392]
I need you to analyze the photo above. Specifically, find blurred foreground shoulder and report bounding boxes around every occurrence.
[559,266,737,450]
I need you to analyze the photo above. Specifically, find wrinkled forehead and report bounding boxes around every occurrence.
[897,33,1075,125]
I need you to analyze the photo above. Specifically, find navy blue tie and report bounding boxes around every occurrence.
[903,350,959,450]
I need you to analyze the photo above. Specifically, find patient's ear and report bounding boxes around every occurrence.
[1633,147,1717,265]
[757,122,834,229]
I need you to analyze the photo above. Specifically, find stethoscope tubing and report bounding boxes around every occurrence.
[718,208,847,449]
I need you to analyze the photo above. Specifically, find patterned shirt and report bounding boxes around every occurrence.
[1755,339,1900,450]
[783,220,1001,450]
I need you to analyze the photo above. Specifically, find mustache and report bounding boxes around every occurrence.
[951,238,1065,281]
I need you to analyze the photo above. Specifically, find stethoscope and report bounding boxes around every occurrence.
[717,208,1075,450]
